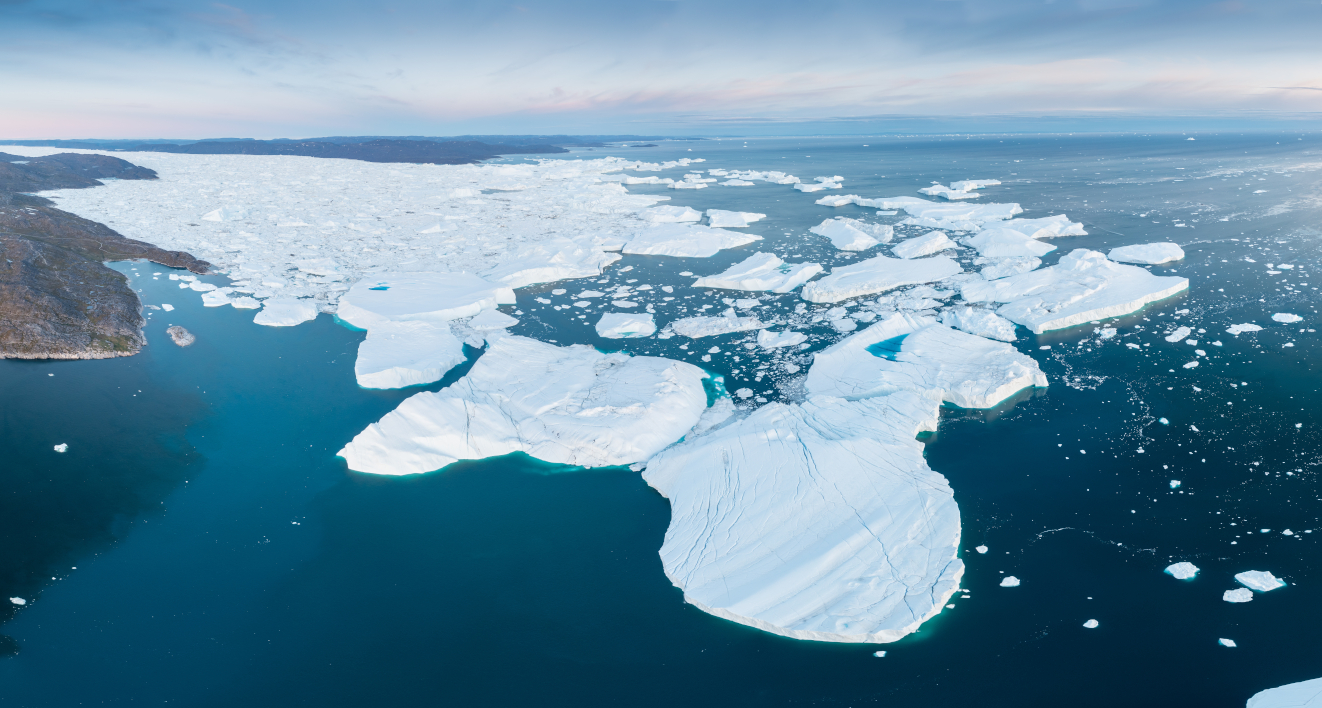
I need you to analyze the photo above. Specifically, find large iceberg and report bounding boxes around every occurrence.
[1236,570,1286,592]
[355,320,466,389]
[623,223,762,258]
[691,253,823,293]
[339,335,710,475]
[961,249,1189,333]
[1248,677,1322,708]
[805,316,1047,408]
[1108,243,1185,265]
[801,255,962,304]
[809,218,892,251]
[642,393,963,643]
[939,306,1018,342]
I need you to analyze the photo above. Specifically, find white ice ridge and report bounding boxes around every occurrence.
[355,321,466,389]
[892,231,957,259]
[339,335,710,475]
[809,218,893,251]
[706,209,766,228]
[1224,588,1254,603]
[1248,677,1322,708]
[8,148,681,310]
[1108,243,1186,265]
[595,313,657,339]
[940,306,1018,342]
[1164,562,1199,580]
[641,205,701,223]
[691,253,823,293]
[642,393,963,644]
[801,255,962,304]
[1236,570,1286,592]
[669,309,767,338]
[622,223,762,258]
[805,315,1047,408]
[960,249,1189,334]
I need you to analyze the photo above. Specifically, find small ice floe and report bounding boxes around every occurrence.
[892,231,958,259]
[1227,323,1262,335]
[1165,326,1193,343]
[161,303,175,312]
[1164,562,1198,579]
[1083,619,1099,629]
[1283,529,1294,536]
[640,205,702,223]
[809,217,893,251]
[756,329,808,349]
[253,298,319,327]
[873,651,887,658]
[1159,417,1170,425]
[976,545,988,554]
[595,313,657,339]
[670,309,766,338]
[1273,313,1304,324]
[9,597,25,606]
[1219,638,1237,648]
[53,444,68,453]
[1183,361,1199,369]
[1108,243,1185,265]
[1000,576,1021,587]
[1224,588,1254,603]
[166,326,196,347]
[705,209,766,228]
[692,253,822,293]
[1236,570,1286,592]
[1170,480,1182,489]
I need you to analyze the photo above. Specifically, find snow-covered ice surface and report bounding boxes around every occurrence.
[252,298,319,327]
[809,218,892,251]
[963,227,1057,259]
[1248,677,1322,708]
[1224,588,1254,603]
[940,306,1018,342]
[892,231,957,259]
[1108,242,1185,265]
[622,223,762,258]
[691,253,822,293]
[354,320,466,389]
[1237,570,1286,592]
[801,255,962,303]
[669,310,766,337]
[641,205,701,223]
[961,249,1189,333]
[1000,576,1021,587]
[805,317,1047,408]
[1273,313,1304,323]
[339,335,710,475]
[1164,562,1199,580]
[642,393,963,644]
[705,209,766,228]
[337,273,516,329]
[595,313,657,339]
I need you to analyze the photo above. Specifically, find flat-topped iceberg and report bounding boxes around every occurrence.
[1224,588,1254,603]
[339,335,710,475]
[1164,562,1199,580]
[355,320,467,389]
[978,256,1042,281]
[692,253,823,293]
[1228,323,1263,335]
[805,316,1046,408]
[669,309,767,338]
[595,313,657,339]
[809,218,892,251]
[1247,676,1322,708]
[757,329,808,349]
[338,272,516,329]
[706,209,766,228]
[963,227,1057,259]
[253,298,319,327]
[623,223,762,258]
[999,215,1087,239]
[642,393,963,644]
[1237,570,1286,592]
[481,237,623,288]
[940,306,1018,342]
[801,255,962,304]
[892,231,957,259]
[1273,313,1303,324]
[1108,243,1185,265]
[961,249,1189,333]
[640,205,701,223]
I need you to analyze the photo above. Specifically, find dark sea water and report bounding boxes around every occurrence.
[3,133,1322,706]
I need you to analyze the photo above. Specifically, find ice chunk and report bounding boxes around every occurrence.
[950,179,1002,192]
[1236,570,1286,592]
[1247,676,1322,707]
[805,318,1047,409]
[53,443,67,453]
[481,238,622,288]
[963,227,1057,259]
[801,255,962,304]
[9,597,25,605]
[1224,588,1254,603]
[706,209,766,228]
[940,306,1018,342]
[692,253,823,293]
[1000,576,1021,587]
[338,272,516,329]
[355,320,466,389]
[999,215,1087,239]
[596,313,657,339]
[1108,242,1185,265]
[809,218,893,251]
[295,257,341,276]
[623,223,762,258]
[467,309,519,331]
[253,298,319,327]
[756,329,808,349]
[201,206,247,222]
[166,325,195,347]
[794,181,839,192]
[160,303,174,312]
[1227,323,1263,335]
[961,249,1189,334]
[975,545,988,553]
[1165,562,1199,580]
[200,290,231,307]
[339,336,710,474]
[1165,326,1193,342]
[1083,619,1099,629]
[642,393,962,643]
[670,309,767,338]
[640,205,702,223]
[1219,638,1237,648]
[978,256,1042,281]
[892,231,957,259]
[1273,313,1304,324]
[919,183,984,200]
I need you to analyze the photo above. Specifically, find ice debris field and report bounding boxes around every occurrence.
[12,143,1322,669]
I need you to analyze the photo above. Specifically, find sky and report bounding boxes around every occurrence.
[1,0,1320,138]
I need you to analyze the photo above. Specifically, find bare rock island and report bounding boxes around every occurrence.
[0,152,209,359]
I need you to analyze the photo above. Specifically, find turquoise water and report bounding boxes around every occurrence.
[2,134,1322,706]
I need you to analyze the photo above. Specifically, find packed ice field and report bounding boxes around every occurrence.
[6,145,1317,678]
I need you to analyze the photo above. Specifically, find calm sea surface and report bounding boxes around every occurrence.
[3,133,1322,706]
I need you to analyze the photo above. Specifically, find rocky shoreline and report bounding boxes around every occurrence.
[0,152,208,360]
